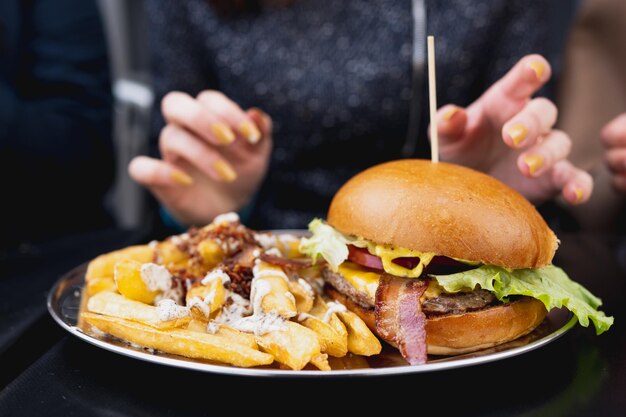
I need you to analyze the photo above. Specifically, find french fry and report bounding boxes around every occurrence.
[86,245,154,281]
[197,238,225,268]
[114,259,160,304]
[253,261,297,318]
[255,321,321,370]
[186,279,226,319]
[186,319,258,349]
[337,310,382,356]
[299,314,348,357]
[287,280,314,313]
[87,291,190,329]
[310,296,349,342]
[186,318,206,333]
[82,312,274,368]
[86,276,117,296]
[310,353,331,371]
[155,240,189,270]
[303,296,349,357]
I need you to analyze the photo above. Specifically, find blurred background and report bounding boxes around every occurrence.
[97,0,152,231]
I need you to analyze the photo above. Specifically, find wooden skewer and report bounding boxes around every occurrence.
[427,35,439,163]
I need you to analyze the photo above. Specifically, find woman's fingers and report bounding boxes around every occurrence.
[515,129,591,205]
[503,98,558,148]
[129,155,193,188]
[550,160,593,205]
[247,107,273,138]
[159,124,237,183]
[480,54,552,125]
[434,104,472,150]
[161,91,237,146]
[605,148,626,192]
[601,114,626,192]
[517,130,571,177]
[494,54,552,101]
[197,90,262,144]
[601,113,626,147]
[605,148,626,174]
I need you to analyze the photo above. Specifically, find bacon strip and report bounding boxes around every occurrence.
[259,253,312,269]
[375,274,429,365]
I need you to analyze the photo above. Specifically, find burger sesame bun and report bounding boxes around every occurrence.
[325,286,548,355]
[327,159,558,269]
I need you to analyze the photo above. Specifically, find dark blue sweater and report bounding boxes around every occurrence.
[145,0,578,231]
[0,0,114,248]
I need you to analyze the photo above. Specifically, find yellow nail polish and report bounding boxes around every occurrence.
[574,187,584,203]
[522,154,544,175]
[443,107,459,121]
[170,170,193,186]
[528,61,544,80]
[211,122,236,145]
[507,123,528,146]
[213,160,237,182]
[239,120,261,144]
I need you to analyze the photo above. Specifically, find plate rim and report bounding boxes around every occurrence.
[47,229,577,378]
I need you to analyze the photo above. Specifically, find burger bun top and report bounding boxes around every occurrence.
[327,159,558,269]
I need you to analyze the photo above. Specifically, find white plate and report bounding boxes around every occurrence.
[47,231,576,377]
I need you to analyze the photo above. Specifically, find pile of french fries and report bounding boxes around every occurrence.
[80,216,381,370]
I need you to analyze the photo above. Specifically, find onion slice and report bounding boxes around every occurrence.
[375,274,429,365]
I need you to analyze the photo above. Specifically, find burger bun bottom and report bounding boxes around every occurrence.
[325,286,548,356]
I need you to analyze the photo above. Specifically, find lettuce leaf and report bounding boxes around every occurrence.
[299,219,352,270]
[432,265,614,335]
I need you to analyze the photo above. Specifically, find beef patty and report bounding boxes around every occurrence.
[322,267,500,317]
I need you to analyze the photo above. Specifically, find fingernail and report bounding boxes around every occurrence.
[574,187,584,203]
[260,112,272,131]
[507,123,528,146]
[522,154,544,175]
[239,120,261,144]
[170,169,193,186]
[213,160,237,182]
[528,61,544,80]
[443,107,460,121]
[211,122,236,145]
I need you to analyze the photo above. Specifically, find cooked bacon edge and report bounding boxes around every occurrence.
[375,274,429,365]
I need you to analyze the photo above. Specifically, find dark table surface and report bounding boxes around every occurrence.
[0,228,624,416]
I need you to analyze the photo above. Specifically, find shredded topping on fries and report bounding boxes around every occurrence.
[81,213,383,370]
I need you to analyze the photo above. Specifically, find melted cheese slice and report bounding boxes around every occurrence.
[337,262,443,302]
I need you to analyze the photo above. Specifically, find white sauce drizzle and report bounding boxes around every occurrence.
[140,263,172,292]
[140,263,183,304]
[156,299,190,321]
[323,301,347,323]
[201,269,231,286]
[213,212,240,225]
[297,278,316,298]
[252,259,288,281]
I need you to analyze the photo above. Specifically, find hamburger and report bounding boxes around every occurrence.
[300,159,613,365]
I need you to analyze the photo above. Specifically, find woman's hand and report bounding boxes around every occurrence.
[601,113,626,193]
[129,90,272,226]
[435,54,592,205]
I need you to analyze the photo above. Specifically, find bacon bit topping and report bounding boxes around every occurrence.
[258,253,312,269]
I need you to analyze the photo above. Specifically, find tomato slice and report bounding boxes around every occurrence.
[424,256,476,275]
[347,245,476,276]
[391,257,421,270]
[347,245,383,270]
